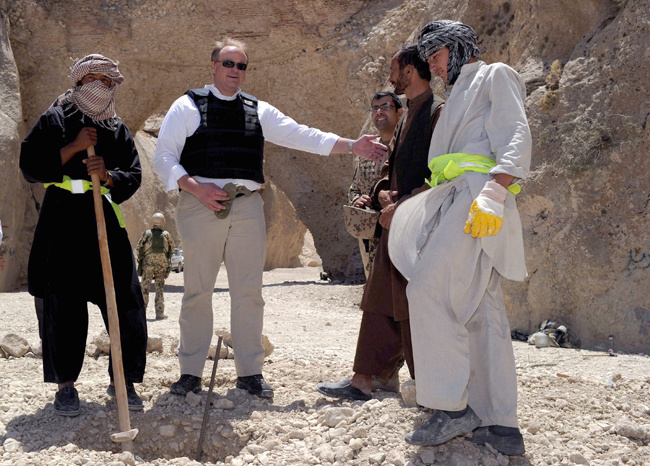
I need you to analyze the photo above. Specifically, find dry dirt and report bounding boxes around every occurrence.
[0,267,649,465]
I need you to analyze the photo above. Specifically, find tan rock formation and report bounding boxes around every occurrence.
[0,11,29,292]
[1,0,649,350]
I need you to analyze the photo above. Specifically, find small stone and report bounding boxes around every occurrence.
[30,340,42,356]
[349,438,363,451]
[118,451,136,466]
[615,421,646,439]
[333,445,354,461]
[527,422,542,434]
[568,452,589,465]
[401,380,417,407]
[262,334,274,357]
[170,339,179,355]
[315,444,335,462]
[213,398,235,410]
[64,443,78,453]
[322,407,355,427]
[207,344,228,360]
[369,452,387,464]
[185,391,202,407]
[159,425,176,437]
[146,335,163,353]
[214,328,233,347]
[288,430,306,439]
[419,447,435,464]
[3,438,22,453]
[0,334,30,357]
[92,331,111,355]
[245,444,267,455]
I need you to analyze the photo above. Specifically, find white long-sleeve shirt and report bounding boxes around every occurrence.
[428,61,531,180]
[153,85,340,191]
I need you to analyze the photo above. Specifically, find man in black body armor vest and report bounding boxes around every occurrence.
[136,213,175,320]
[153,37,387,398]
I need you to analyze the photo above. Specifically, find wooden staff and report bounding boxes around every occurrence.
[88,146,137,451]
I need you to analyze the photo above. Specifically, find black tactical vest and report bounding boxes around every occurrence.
[179,89,265,183]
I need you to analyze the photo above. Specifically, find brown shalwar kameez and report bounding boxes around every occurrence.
[353,88,441,380]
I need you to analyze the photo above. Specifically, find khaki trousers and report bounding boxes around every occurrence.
[176,190,266,378]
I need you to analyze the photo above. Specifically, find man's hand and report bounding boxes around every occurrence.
[464,180,507,238]
[353,195,372,208]
[178,175,230,211]
[83,155,110,183]
[379,203,396,229]
[61,127,98,165]
[378,190,398,209]
[352,135,387,163]
[73,127,98,152]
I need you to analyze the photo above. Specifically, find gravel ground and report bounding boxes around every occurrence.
[1,267,649,465]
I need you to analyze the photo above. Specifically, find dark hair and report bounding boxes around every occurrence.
[371,91,403,109]
[396,44,432,82]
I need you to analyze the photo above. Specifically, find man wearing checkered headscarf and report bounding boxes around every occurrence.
[20,53,147,417]
[417,20,481,86]
[389,20,532,456]
[52,54,124,130]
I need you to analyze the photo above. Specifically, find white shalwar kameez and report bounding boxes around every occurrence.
[388,61,532,427]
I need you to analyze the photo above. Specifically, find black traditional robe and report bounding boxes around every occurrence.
[20,106,147,384]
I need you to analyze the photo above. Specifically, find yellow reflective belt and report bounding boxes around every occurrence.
[44,175,126,228]
[426,153,520,194]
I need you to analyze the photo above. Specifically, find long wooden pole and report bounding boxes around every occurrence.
[88,146,135,452]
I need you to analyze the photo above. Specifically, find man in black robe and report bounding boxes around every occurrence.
[20,54,147,416]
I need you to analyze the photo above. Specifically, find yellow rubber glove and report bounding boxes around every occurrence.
[464,180,507,238]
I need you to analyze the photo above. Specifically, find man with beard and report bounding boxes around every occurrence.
[347,91,403,277]
[317,44,443,400]
[153,37,387,399]
[388,20,531,455]
[20,54,147,416]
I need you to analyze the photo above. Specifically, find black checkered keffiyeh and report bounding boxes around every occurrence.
[417,20,480,86]
[51,54,124,130]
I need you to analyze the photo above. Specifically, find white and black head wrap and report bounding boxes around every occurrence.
[417,20,480,86]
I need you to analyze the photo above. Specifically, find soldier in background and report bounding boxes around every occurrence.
[136,213,175,320]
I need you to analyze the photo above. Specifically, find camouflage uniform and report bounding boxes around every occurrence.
[136,227,175,318]
[348,148,388,277]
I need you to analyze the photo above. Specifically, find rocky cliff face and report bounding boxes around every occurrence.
[1,0,648,350]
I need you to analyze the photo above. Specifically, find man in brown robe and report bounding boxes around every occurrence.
[317,44,443,400]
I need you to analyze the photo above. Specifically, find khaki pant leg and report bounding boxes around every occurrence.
[176,191,228,377]
[223,193,267,377]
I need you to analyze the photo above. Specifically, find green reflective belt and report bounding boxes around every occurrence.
[426,153,520,194]
[44,175,126,228]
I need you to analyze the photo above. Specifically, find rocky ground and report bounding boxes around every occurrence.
[0,267,649,466]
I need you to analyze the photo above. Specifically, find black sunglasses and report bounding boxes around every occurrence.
[216,59,248,71]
